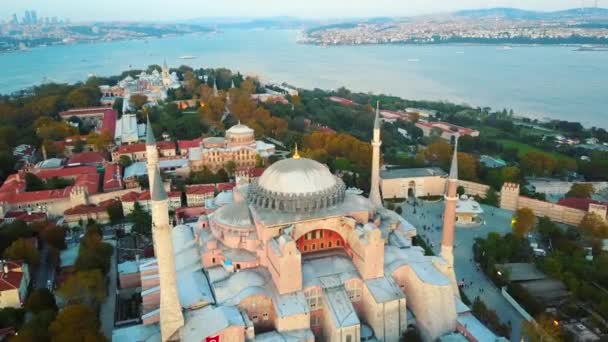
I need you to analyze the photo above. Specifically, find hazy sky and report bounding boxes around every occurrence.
[1,0,594,21]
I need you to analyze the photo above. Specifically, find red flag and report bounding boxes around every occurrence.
[206,336,220,342]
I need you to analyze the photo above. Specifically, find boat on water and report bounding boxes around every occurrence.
[456,51,465,54]
[499,46,513,50]
[407,58,420,62]
[180,55,197,59]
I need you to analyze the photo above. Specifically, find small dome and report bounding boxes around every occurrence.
[226,123,253,135]
[213,202,253,229]
[257,158,337,195]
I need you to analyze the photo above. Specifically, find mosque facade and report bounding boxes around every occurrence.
[113,106,498,342]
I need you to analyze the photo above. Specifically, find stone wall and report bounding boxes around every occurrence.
[499,183,603,226]
[457,180,490,198]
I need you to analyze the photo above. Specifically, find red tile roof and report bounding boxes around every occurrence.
[0,166,100,204]
[185,184,215,195]
[103,163,123,192]
[557,197,606,211]
[328,96,358,106]
[64,199,118,215]
[3,211,47,223]
[115,143,146,154]
[120,190,180,203]
[67,151,107,166]
[216,182,236,192]
[59,107,116,139]
[157,141,176,151]
[178,138,202,151]
[0,261,25,292]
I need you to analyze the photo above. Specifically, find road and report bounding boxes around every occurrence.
[401,199,525,341]
[33,243,55,290]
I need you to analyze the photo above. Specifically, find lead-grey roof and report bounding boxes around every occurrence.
[381,167,446,179]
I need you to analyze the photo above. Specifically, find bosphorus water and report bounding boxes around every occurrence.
[1,29,607,128]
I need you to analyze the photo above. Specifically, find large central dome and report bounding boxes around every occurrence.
[248,157,346,213]
[258,158,336,194]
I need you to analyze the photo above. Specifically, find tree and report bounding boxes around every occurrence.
[66,86,100,108]
[513,208,536,238]
[0,307,25,329]
[457,186,465,196]
[224,161,236,176]
[129,94,149,111]
[13,309,56,342]
[118,155,132,168]
[25,172,46,191]
[87,131,113,151]
[41,226,67,251]
[49,304,105,342]
[57,270,106,306]
[565,183,594,199]
[127,202,152,236]
[521,151,556,177]
[579,212,608,238]
[416,140,452,168]
[457,152,478,181]
[25,288,57,314]
[3,238,40,266]
[106,201,124,225]
[522,314,562,342]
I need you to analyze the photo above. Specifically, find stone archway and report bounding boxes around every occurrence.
[295,229,347,255]
[408,180,416,198]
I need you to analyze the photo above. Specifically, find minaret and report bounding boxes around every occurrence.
[441,137,459,266]
[161,59,170,87]
[369,101,383,208]
[145,115,159,191]
[213,79,219,97]
[149,168,184,340]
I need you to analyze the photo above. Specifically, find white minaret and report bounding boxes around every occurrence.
[147,131,184,341]
[145,115,159,190]
[161,59,171,88]
[441,137,459,266]
[369,101,383,208]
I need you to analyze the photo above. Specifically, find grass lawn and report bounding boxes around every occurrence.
[497,139,574,162]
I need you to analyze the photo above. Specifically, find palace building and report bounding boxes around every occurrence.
[113,106,498,341]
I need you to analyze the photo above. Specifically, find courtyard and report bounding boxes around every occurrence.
[400,199,525,341]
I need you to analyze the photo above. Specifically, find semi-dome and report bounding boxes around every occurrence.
[248,157,346,213]
[213,202,253,229]
[258,158,336,195]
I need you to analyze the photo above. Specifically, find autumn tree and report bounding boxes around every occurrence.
[457,152,478,181]
[565,183,594,199]
[57,270,106,305]
[579,212,608,238]
[40,226,67,251]
[224,161,236,176]
[25,288,57,314]
[66,86,100,108]
[129,94,149,111]
[513,207,536,238]
[49,304,105,342]
[3,238,40,266]
[521,151,556,177]
[34,116,78,141]
[416,139,452,167]
[522,314,562,342]
[87,131,113,151]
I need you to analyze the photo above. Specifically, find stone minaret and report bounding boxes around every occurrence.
[441,137,459,266]
[369,101,383,208]
[161,59,170,87]
[147,136,184,340]
[145,115,159,191]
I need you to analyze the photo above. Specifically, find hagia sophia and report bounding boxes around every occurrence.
[113,105,500,341]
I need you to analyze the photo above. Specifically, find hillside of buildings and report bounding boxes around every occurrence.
[0,63,607,340]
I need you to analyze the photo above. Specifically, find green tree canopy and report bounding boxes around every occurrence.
[3,238,40,266]
[57,270,106,306]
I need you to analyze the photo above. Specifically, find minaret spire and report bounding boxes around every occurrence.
[369,101,383,207]
[441,136,459,266]
[293,144,300,160]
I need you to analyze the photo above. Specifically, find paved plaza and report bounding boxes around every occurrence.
[400,199,525,341]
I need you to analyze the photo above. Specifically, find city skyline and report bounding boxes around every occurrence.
[1,0,602,22]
